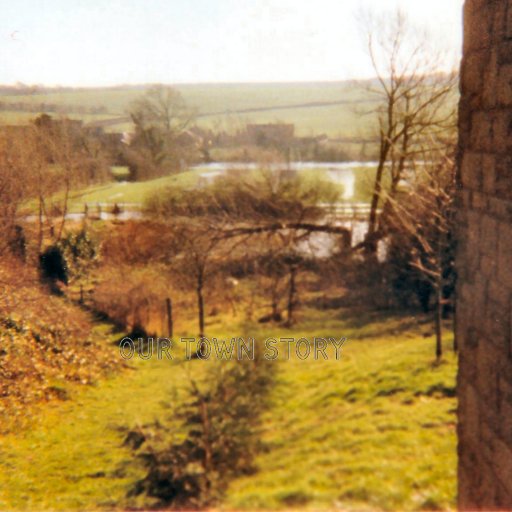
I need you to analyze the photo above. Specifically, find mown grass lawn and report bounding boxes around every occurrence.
[0,308,457,511]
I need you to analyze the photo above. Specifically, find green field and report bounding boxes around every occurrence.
[35,164,377,215]
[0,308,457,511]
[62,169,205,211]
[0,81,379,137]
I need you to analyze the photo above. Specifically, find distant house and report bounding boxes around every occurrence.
[176,129,203,148]
[246,123,295,147]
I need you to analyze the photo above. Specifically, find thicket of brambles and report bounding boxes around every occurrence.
[0,258,118,431]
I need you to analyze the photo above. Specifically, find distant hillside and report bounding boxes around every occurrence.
[0,81,380,138]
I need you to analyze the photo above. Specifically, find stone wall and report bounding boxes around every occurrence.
[457,0,512,509]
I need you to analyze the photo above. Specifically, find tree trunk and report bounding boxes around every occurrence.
[199,397,213,493]
[57,178,70,241]
[271,296,279,321]
[367,158,385,240]
[435,191,444,362]
[37,196,44,254]
[378,115,411,235]
[286,265,297,327]
[270,276,281,321]
[166,297,173,338]
[366,133,392,251]
[435,283,443,361]
[452,290,458,353]
[197,275,205,339]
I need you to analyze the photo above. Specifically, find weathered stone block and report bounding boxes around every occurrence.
[497,64,512,107]
[483,49,499,108]
[482,153,496,193]
[497,221,512,288]
[498,39,512,66]
[462,189,472,208]
[480,254,498,277]
[483,298,510,353]
[495,154,512,200]
[500,378,512,446]
[472,190,488,210]
[492,2,509,41]
[463,50,488,97]
[506,1,512,39]
[493,438,512,494]
[480,213,498,254]
[460,382,481,443]
[463,2,493,53]
[489,196,512,222]
[471,110,494,152]
[487,279,510,309]
[493,110,512,154]
[458,99,473,145]
[461,150,483,189]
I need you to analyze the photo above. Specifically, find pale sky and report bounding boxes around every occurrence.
[0,0,464,86]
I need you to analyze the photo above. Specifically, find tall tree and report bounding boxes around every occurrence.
[0,129,32,256]
[128,85,196,180]
[31,115,110,243]
[360,9,457,251]
[385,132,457,360]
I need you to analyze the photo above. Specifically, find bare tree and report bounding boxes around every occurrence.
[0,129,32,256]
[169,221,224,339]
[30,115,110,246]
[384,132,457,361]
[359,9,458,251]
[0,117,109,259]
[145,169,344,328]
[128,85,197,179]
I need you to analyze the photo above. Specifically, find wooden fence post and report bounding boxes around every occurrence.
[166,298,173,338]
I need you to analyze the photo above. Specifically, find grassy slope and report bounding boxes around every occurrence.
[0,81,377,137]
[0,82,369,112]
[0,308,456,511]
[0,263,119,433]
[38,168,205,213]
[0,351,187,510]
[228,310,457,511]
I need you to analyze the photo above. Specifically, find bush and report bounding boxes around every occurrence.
[39,245,68,286]
[127,348,274,508]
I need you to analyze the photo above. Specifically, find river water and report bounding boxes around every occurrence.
[191,161,377,201]
[27,161,381,259]
[191,161,384,259]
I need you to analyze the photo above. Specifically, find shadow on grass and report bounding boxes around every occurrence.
[333,306,431,339]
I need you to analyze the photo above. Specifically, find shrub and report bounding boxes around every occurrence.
[127,348,274,508]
